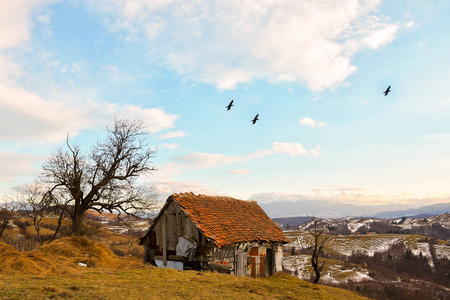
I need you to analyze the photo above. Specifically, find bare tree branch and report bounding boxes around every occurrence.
[0,199,17,239]
[41,117,158,236]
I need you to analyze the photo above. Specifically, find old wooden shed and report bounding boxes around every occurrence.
[139,193,290,277]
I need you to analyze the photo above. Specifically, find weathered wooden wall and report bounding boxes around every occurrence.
[145,200,210,266]
[143,199,284,277]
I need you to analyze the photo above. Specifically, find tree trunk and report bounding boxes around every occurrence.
[34,223,43,246]
[311,256,320,283]
[49,206,64,242]
[0,223,7,239]
[313,270,321,284]
[72,213,84,236]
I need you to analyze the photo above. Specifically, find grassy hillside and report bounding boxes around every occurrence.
[0,237,369,300]
[0,269,371,300]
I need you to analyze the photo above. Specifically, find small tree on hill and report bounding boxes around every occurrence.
[14,183,54,245]
[0,201,16,239]
[41,118,158,236]
[308,219,330,284]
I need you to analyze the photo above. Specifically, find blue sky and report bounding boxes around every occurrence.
[1,0,450,207]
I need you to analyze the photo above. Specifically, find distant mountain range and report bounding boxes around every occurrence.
[252,193,450,219]
[374,202,450,218]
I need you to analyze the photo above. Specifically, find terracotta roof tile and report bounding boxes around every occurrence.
[171,192,290,247]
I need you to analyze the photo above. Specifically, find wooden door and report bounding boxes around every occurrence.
[248,247,266,278]
[236,252,247,276]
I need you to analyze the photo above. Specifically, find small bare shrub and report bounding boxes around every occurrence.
[13,219,30,234]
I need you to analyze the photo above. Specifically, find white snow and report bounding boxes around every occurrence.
[410,242,434,267]
[434,244,450,260]
[347,222,365,233]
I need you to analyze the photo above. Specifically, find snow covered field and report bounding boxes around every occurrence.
[283,230,450,282]
[283,253,372,284]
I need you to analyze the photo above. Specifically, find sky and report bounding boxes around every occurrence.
[1,0,450,208]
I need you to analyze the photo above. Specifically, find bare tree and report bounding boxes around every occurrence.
[308,219,330,284]
[16,184,53,245]
[41,118,158,236]
[0,201,16,239]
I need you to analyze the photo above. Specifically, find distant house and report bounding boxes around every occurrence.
[139,193,290,277]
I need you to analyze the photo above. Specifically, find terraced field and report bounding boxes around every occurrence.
[284,230,450,259]
[282,230,450,283]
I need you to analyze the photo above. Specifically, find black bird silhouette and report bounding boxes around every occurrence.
[383,86,391,96]
[251,114,259,125]
[226,100,234,111]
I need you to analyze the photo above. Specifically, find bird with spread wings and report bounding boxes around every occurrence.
[226,100,234,111]
[251,114,259,125]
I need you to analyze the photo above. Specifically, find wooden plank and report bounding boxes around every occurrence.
[162,214,167,266]
[259,255,265,278]
[266,248,273,276]
[166,213,175,250]
[236,252,247,276]
[249,257,257,277]
[148,231,157,249]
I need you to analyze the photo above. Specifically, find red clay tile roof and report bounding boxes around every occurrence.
[171,192,290,247]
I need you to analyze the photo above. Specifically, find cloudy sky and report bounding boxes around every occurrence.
[1,0,449,207]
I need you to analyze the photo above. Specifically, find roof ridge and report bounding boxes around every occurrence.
[172,192,257,203]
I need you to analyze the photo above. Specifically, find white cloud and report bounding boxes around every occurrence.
[116,105,178,134]
[105,64,146,84]
[271,142,309,156]
[174,153,243,169]
[173,142,319,169]
[154,180,219,201]
[86,0,398,91]
[0,153,43,182]
[229,169,253,174]
[0,56,24,82]
[252,191,450,208]
[161,143,180,150]
[0,81,177,142]
[0,0,58,49]
[310,145,323,157]
[361,23,399,49]
[158,130,188,140]
[405,21,414,28]
[299,117,328,128]
[415,134,450,141]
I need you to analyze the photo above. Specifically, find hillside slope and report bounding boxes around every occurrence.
[0,236,369,299]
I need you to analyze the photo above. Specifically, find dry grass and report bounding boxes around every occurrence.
[0,268,370,300]
[0,236,141,276]
[0,236,370,299]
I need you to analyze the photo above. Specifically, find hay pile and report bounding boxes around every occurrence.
[0,237,142,275]
[0,242,55,275]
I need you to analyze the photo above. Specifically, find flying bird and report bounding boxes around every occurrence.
[383,86,391,96]
[226,100,234,111]
[251,114,259,125]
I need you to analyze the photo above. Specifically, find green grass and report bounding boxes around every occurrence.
[0,268,371,299]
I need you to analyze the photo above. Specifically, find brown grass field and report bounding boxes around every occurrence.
[0,236,370,299]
